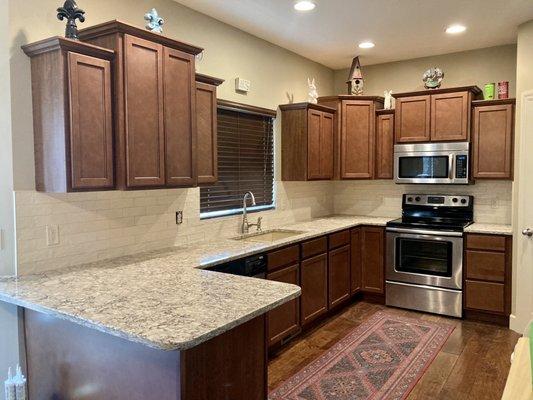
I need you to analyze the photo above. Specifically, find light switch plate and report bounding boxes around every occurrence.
[235,77,251,93]
[46,225,60,246]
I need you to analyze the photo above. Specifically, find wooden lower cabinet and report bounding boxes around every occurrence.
[300,253,328,326]
[328,244,351,308]
[464,233,512,324]
[361,227,385,294]
[350,228,362,294]
[266,264,300,346]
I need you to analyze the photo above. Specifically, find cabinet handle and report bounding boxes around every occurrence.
[522,228,533,237]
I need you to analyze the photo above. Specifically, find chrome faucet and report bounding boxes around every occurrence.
[242,191,262,234]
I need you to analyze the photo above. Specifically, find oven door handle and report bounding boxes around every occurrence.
[386,227,463,237]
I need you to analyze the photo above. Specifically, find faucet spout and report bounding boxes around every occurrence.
[242,191,258,234]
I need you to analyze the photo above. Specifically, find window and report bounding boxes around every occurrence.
[200,101,275,218]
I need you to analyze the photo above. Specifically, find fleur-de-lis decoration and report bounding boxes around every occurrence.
[144,8,164,34]
[57,0,86,40]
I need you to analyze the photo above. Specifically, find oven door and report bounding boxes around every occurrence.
[386,228,463,290]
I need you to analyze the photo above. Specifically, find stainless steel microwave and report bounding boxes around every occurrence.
[394,142,469,184]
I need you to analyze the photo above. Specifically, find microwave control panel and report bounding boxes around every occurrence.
[455,155,468,178]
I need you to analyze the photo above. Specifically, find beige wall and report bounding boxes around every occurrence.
[334,45,517,97]
[9,0,335,190]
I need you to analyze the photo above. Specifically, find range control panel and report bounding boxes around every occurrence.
[404,194,472,207]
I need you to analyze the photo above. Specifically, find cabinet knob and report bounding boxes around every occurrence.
[522,228,533,237]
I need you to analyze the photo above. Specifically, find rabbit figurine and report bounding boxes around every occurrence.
[384,90,393,110]
[307,78,318,104]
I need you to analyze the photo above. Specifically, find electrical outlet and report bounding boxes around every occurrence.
[175,211,183,225]
[46,225,60,246]
[491,199,498,209]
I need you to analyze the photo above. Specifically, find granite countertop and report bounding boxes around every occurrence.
[0,215,390,351]
[465,223,513,235]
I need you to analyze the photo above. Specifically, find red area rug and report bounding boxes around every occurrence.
[269,311,454,400]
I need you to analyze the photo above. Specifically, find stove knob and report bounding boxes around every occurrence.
[407,197,413,202]
[415,196,421,202]
[461,198,467,204]
[452,197,458,203]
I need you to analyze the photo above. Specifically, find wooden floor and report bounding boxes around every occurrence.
[268,301,520,400]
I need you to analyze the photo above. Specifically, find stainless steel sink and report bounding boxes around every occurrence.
[231,229,305,243]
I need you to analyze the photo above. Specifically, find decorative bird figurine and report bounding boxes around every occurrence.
[57,0,85,40]
[144,8,164,34]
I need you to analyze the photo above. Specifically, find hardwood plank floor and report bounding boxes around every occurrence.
[268,301,520,399]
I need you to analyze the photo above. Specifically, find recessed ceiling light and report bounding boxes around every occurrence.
[358,42,375,49]
[294,1,316,11]
[446,24,466,34]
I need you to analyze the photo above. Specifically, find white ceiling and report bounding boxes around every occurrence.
[176,0,533,69]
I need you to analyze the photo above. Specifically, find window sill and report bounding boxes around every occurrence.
[200,205,275,220]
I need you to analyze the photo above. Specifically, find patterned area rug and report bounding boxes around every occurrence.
[269,311,454,400]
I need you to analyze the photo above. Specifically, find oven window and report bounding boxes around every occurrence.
[398,156,449,179]
[395,237,452,277]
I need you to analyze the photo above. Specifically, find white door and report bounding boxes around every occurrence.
[513,90,533,334]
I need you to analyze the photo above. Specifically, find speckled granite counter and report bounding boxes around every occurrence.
[465,223,513,235]
[0,215,392,351]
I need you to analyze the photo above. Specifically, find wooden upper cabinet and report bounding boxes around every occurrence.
[375,110,394,179]
[472,99,515,180]
[280,102,335,181]
[22,38,115,192]
[124,35,165,187]
[394,86,481,144]
[431,91,471,141]
[163,47,196,187]
[195,74,224,185]
[317,96,384,180]
[79,20,204,190]
[341,100,376,178]
[394,95,431,143]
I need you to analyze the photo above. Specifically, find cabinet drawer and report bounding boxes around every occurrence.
[466,234,506,252]
[301,236,327,259]
[466,250,506,282]
[328,230,350,250]
[465,280,505,314]
[267,245,299,271]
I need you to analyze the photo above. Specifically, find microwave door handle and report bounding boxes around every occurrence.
[449,154,455,179]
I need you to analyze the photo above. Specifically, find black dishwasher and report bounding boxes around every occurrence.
[206,254,267,279]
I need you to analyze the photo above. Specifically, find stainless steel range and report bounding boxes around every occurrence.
[385,194,474,318]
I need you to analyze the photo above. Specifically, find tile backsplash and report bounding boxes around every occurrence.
[333,180,512,224]
[14,179,512,276]
[14,181,332,275]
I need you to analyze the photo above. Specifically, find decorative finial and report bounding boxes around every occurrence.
[57,0,85,40]
[144,8,164,34]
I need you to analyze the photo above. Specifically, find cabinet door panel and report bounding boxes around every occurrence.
[341,101,374,178]
[431,91,470,141]
[320,112,334,179]
[466,250,505,283]
[361,227,384,293]
[472,104,514,179]
[307,110,322,180]
[375,113,394,179]
[68,52,114,189]
[350,228,362,294]
[267,264,300,345]
[328,245,351,308]
[465,280,505,314]
[163,47,196,186]
[196,82,218,184]
[124,35,165,187]
[301,254,328,326]
[395,96,430,143]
